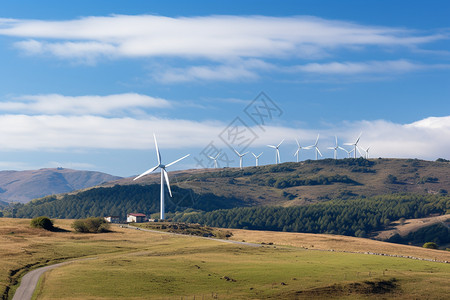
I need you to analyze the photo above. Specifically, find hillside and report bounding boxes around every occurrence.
[5,159,450,245]
[113,158,450,206]
[0,168,121,203]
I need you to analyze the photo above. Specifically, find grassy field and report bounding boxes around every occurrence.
[1,218,450,299]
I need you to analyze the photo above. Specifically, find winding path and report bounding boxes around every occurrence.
[12,258,96,300]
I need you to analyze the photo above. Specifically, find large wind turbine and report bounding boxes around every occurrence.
[208,153,220,168]
[252,152,263,166]
[344,132,363,158]
[267,139,284,164]
[134,134,190,220]
[233,148,249,169]
[327,136,345,159]
[294,139,309,162]
[308,134,322,160]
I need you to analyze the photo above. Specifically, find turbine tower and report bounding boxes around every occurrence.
[267,139,284,164]
[308,134,322,160]
[344,132,363,158]
[208,153,220,168]
[233,148,249,169]
[134,134,190,220]
[252,152,263,166]
[294,139,308,162]
[327,136,345,159]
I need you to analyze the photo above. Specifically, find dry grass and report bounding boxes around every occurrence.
[227,228,450,262]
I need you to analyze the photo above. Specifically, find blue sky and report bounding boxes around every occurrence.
[0,0,449,176]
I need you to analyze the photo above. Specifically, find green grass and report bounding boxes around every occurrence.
[36,232,450,300]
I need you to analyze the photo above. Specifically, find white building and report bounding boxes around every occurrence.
[127,213,146,223]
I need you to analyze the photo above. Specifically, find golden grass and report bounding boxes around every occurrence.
[227,228,450,262]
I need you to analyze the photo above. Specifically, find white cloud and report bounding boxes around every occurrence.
[293,60,423,74]
[0,93,171,116]
[0,15,444,61]
[0,111,448,161]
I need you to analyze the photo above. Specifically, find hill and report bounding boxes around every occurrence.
[5,158,450,244]
[110,158,450,206]
[0,168,121,203]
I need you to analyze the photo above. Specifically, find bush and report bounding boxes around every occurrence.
[72,217,110,233]
[30,216,54,231]
[423,242,438,249]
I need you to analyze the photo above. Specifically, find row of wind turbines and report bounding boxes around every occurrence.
[133,133,369,220]
[212,133,370,170]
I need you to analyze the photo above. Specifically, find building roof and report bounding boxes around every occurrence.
[128,213,146,217]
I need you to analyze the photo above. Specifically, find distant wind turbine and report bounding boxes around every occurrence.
[343,148,354,158]
[208,153,220,168]
[308,134,322,160]
[233,148,249,169]
[364,146,371,159]
[344,132,364,158]
[294,139,308,162]
[252,152,263,166]
[134,134,190,220]
[327,136,346,159]
[267,139,284,164]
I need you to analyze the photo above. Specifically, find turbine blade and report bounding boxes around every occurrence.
[356,132,362,144]
[294,149,299,156]
[317,147,323,157]
[295,138,300,147]
[233,148,241,156]
[335,135,338,146]
[315,134,320,146]
[257,152,263,158]
[267,145,276,149]
[134,165,159,181]
[153,133,161,165]
[166,154,190,168]
[208,155,215,160]
[252,152,257,158]
[277,149,281,163]
[327,147,334,150]
[214,153,220,159]
[162,169,172,197]
[343,143,353,146]
[242,151,249,156]
[277,139,285,148]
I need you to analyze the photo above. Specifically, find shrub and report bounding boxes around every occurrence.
[72,217,110,233]
[385,174,399,184]
[30,216,54,231]
[423,242,438,249]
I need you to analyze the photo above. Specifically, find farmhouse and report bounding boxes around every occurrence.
[104,216,120,223]
[127,213,146,223]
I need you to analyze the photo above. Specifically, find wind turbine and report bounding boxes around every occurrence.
[252,152,263,166]
[364,146,371,159]
[342,148,354,158]
[267,139,284,164]
[344,132,363,158]
[308,134,322,160]
[233,148,249,169]
[134,134,190,220]
[208,153,220,168]
[294,139,309,162]
[327,136,345,159]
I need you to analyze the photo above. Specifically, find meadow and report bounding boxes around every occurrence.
[1,218,449,299]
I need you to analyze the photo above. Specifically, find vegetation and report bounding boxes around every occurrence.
[71,217,110,233]
[423,242,438,249]
[30,216,54,231]
[172,194,450,237]
[134,222,233,239]
[2,218,448,300]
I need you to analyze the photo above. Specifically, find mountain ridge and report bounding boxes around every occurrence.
[0,168,122,203]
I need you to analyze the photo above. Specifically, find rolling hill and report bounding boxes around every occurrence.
[4,158,450,245]
[0,168,121,203]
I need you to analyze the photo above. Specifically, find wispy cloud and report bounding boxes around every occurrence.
[0,15,444,61]
[292,60,423,74]
[0,93,171,116]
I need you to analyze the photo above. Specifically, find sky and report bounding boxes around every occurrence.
[0,0,449,177]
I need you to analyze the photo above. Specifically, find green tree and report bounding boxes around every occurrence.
[423,242,438,249]
[30,216,54,231]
